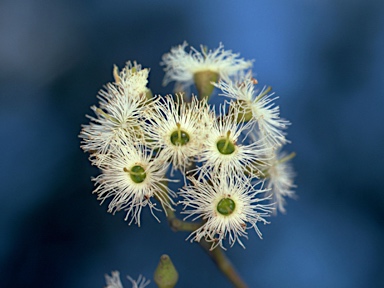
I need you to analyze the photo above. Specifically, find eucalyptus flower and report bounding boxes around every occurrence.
[216,74,290,148]
[198,104,270,179]
[263,151,296,214]
[80,65,151,160]
[180,173,273,250]
[249,130,296,214]
[145,94,211,172]
[113,61,152,101]
[161,42,253,98]
[104,271,150,288]
[93,137,175,226]
[105,271,123,288]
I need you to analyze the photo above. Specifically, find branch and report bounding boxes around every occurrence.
[163,204,202,232]
[199,239,248,288]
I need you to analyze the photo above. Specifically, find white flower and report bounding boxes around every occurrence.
[104,271,150,288]
[80,79,150,160]
[144,94,211,172]
[198,104,270,179]
[179,173,273,250]
[264,151,296,214]
[161,41,253,90]
[93,137,175,226]
[113,61,151,100]
[127,275,150,288]
[105,271,123,288]
[215,74,290,148]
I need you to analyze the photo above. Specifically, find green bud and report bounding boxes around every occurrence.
[154,254,178,288]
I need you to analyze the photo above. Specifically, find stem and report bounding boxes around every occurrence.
[199,240,248,288]
[155,192,202,232]
[162,206,247,286]
[157,180,247,287]
[164,204,202,232]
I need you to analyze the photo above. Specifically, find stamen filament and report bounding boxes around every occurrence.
[255,86,272,102]
[278,152,296,164]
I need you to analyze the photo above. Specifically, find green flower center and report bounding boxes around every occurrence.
[216,131,235,155]
[217,198,236,216]
[170,123,190,146]
[124,165,146,183]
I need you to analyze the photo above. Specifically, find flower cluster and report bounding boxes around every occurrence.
[80,42,295,250]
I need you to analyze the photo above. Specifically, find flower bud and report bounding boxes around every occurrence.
[154,254,178,288]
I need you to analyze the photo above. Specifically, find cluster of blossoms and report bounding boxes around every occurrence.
[80,42,295,250]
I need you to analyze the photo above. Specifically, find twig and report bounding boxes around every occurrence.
[199,239,248,288]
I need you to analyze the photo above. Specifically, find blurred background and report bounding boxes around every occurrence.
[1,0,384,287]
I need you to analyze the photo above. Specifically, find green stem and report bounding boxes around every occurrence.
[154,190,202,232]
[163,204,203,232]
[157,181,247,287]
[199,240,248,288]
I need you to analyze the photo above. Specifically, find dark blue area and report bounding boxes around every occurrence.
[1,0,384,287]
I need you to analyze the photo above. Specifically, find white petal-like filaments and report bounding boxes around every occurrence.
[144,95,211,172]
[198,104,271,178]
[264,151,296,214]
[161,41,253,90]
[216,75,290,148]
[93,139,175,226]
[114,61,151,100]
[80,82,150,162]
[179,174,273,250]
[105,271,150,288]
[105,271,123,288]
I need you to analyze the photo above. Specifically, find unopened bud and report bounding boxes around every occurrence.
[154,254,178,288]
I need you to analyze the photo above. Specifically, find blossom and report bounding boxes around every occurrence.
[263,151,296,214]
[80,75,150,162]
[93,137,175,226]
[198,104,270,179]
[161,42,253,91]
[127,275,150,288]
[144,94,211,172]
[105,271,123,288]
[113,61,151,101]
[179,173,273,250]
[215,74,290,148]
[104,271,150,288]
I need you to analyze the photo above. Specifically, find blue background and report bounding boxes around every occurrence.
[1,0,384,287]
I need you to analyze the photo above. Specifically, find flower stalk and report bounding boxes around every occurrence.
[199,239,248,288]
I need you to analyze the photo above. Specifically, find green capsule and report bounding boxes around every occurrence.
[217,198,236,216]
[125,165,146,183]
